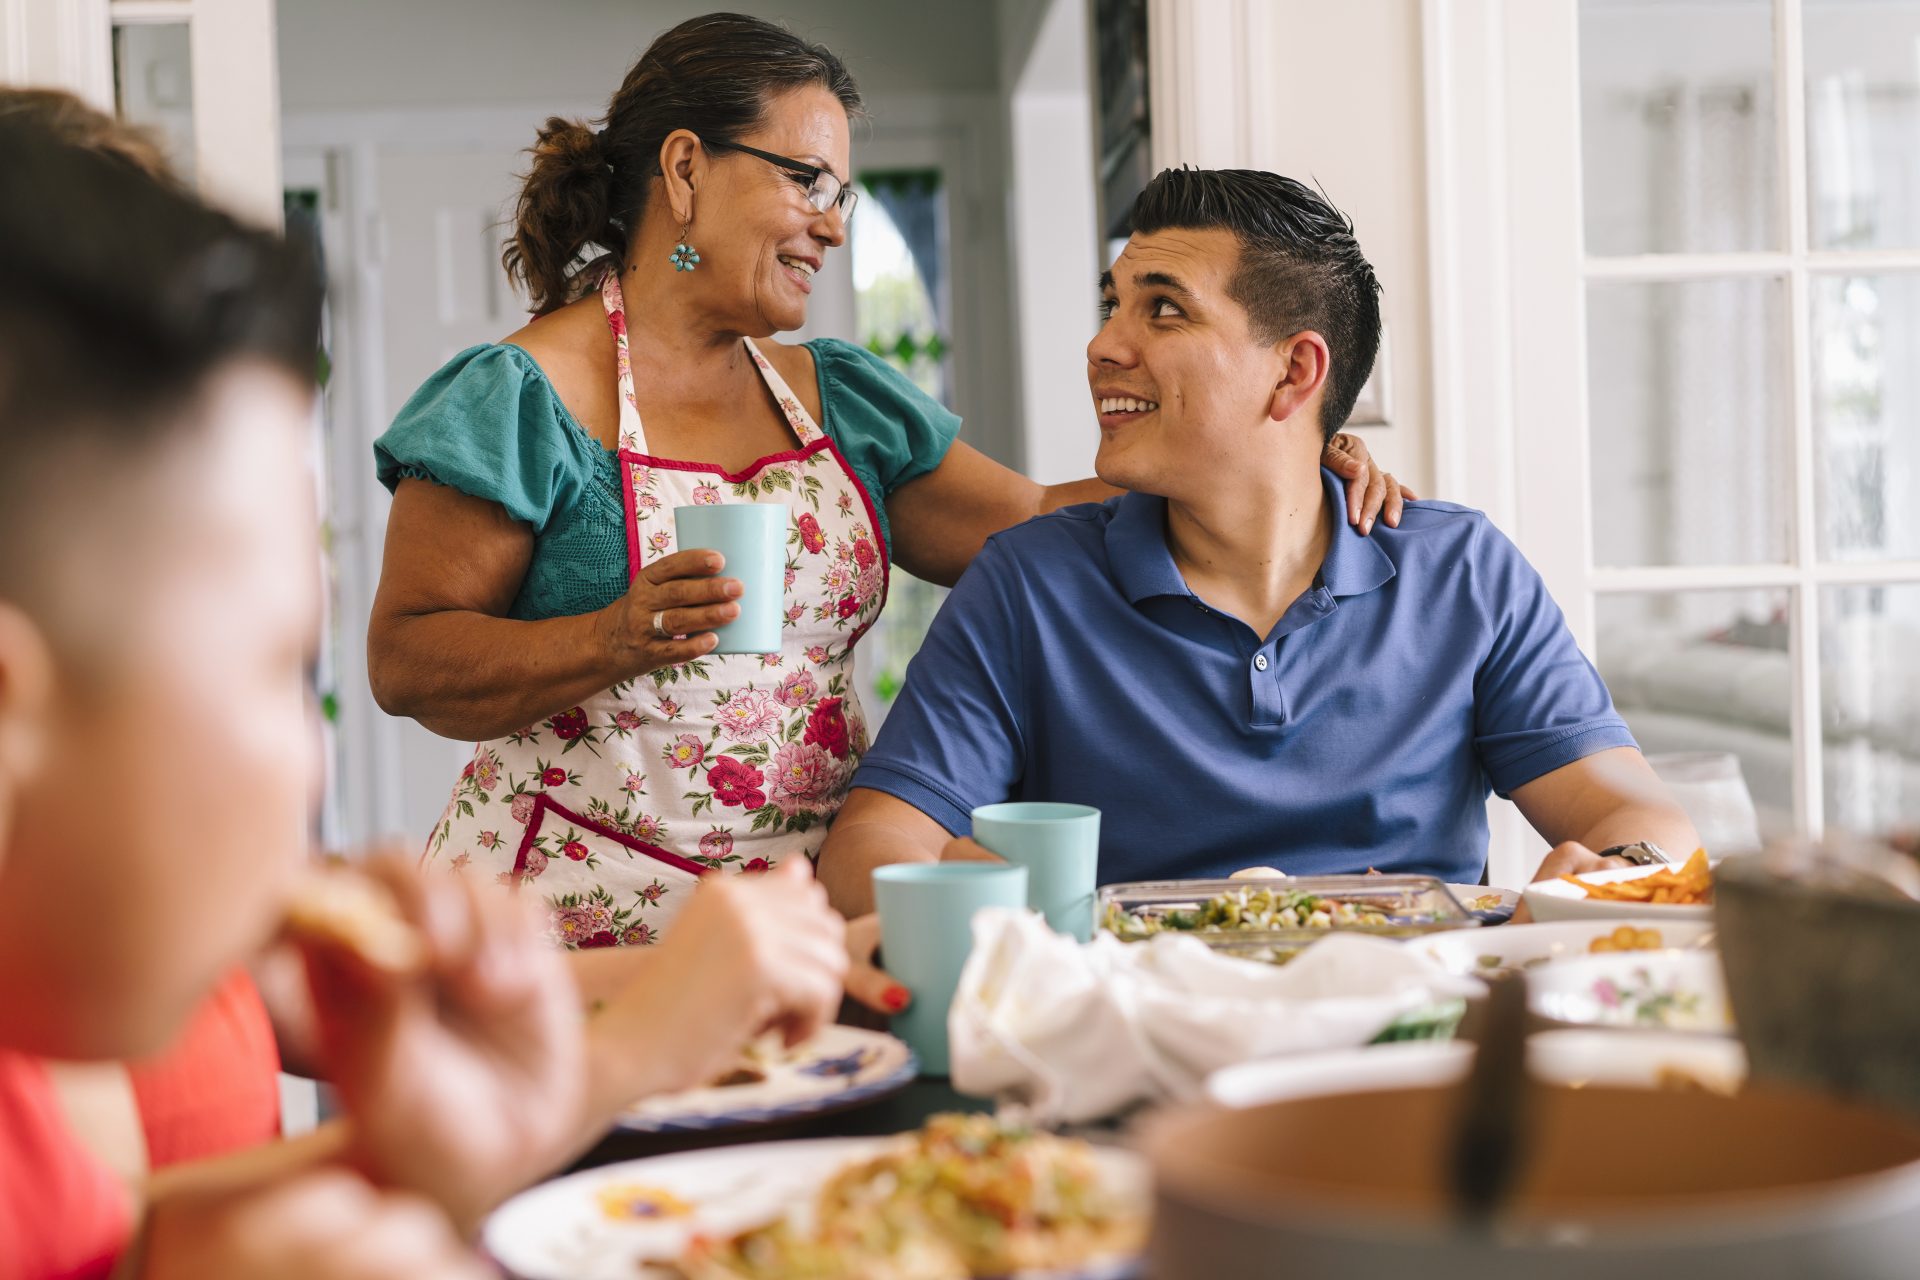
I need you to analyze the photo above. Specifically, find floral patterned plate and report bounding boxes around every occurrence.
[613,1024,916,1134]
[1528,950,1734,1034]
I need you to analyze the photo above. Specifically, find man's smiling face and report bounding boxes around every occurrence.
[1086,227,1292,500]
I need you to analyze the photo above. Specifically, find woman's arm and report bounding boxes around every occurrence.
[887,434,1413,588]
[367,480,736,741]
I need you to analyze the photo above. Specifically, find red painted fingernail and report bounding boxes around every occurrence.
[883,985,911,1013]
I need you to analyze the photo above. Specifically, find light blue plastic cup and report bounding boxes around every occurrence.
[969,802,1102,942]
[873,862,1028,1076]
[673,503,787,654]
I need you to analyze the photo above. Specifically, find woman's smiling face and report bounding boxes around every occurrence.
[687,85,853,336]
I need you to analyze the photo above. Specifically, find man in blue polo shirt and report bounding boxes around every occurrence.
[817,167,1696,927]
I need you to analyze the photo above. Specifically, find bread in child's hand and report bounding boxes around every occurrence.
[284,872,427,974]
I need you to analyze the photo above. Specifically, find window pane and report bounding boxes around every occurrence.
[852,173,950,405]
[1813,272,1920,561]
[1579,0,1778,256]
[113,23,195,182]
[1597,590,1792,847]
[850,173,951,727]
[1586,278,1793,567]
[1822,585,1920,837]
[1805,1,1920,251]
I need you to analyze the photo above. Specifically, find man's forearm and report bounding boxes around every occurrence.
[816,819,946,918]
[1573,800,1701,859]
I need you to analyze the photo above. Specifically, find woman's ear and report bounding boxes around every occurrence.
[0,602,56,794]
[655,129,704,227]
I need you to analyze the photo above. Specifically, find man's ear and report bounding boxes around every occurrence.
[1266,330,1332,427]
[0,602,56,792]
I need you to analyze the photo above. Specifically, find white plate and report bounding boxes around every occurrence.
[483,1134,1149,1280]
[613,1024,914,1134]
[1205,1030,1747,1109]
[1522,861,1714,922]
[1409,918,1716,979]
[1444,884,1521,923]
[1529,950,1734,1034]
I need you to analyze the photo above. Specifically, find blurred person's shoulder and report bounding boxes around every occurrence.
[0,1050,133,1279]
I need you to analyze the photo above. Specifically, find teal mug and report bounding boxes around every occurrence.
[970,802,1101,942]
[873,862,1028,1076]
[673,502,786,654]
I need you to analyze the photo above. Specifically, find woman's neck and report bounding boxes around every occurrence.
[610,258,759,407]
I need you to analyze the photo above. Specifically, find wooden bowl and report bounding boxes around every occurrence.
[1140,1081,1920,1279]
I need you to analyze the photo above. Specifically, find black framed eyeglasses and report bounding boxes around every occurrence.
[704,139,858,222]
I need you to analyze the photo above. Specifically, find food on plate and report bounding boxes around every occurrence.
[1561,848,1713,906]
[1229,865,1286,880]
[674,1114,1145,1280]
[707,1031,786,1088]
[597,1183,695,1222]
[1589,925,1664,954]
[1104,883,1394,939]
[283,872,427,973]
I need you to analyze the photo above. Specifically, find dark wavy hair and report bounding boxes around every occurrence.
[503,11,863,314]
[1128,168,1382,439]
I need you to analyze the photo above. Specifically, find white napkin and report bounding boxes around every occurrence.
[947,908,1479,1124]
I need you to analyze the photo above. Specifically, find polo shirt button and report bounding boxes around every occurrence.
[1254,653,1270,672]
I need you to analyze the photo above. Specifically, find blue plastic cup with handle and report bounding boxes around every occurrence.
[873,862,1028,1076]
[969,802,1102,942]
[672,503,786,654]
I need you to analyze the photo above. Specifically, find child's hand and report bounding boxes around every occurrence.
[295,857,585,1229]
[592,859,847,1100]
[143,1169,491,1280]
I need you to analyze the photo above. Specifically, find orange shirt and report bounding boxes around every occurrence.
[126,968,281,1169]
[0,1051,132,1280]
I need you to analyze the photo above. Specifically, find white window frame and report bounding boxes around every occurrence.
[3,0,282,225]
[1428,0,1920,840]
[111,0,283,225]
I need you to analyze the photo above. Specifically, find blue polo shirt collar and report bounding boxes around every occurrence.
[1105,467,1396,606]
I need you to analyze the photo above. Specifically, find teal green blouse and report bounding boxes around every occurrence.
[374,340,962,621]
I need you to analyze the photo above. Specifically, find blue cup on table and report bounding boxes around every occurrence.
[673,503,787,654]
[873,862,1028,1076]
[969,802,1102,942]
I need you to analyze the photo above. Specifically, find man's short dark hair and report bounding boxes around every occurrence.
[1128,168,1382,439]
[0,120,323,612]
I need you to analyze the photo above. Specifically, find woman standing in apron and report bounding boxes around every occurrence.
[368,13,1406,1010]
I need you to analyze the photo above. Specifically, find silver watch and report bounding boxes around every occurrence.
[1598,840,1671,866]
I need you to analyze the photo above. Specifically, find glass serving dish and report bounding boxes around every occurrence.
[1098,874,1479,965]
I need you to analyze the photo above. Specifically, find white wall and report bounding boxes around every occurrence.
[999,0,1104,483]
[1242,0,1434,498]
[277,0,999,111]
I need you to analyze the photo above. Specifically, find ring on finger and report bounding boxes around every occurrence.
[651,609,670,638]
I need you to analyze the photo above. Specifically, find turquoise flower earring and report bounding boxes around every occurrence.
[668,220,700,272]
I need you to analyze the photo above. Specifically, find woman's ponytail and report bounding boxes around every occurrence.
[502,117,621,315]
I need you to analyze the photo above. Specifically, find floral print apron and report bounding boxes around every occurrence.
[422,271,887,946]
